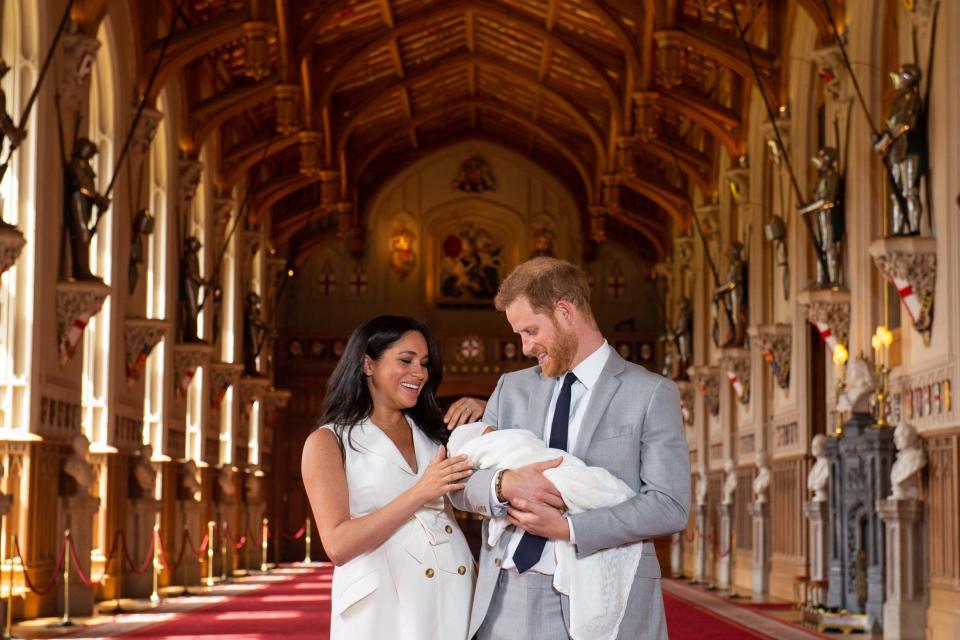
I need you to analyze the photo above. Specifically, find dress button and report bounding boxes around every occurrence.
[458,566,466,575]
[445,525,453,534]
[494,558,501,567]
[425,568,435,578]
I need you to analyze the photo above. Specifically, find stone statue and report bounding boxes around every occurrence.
[243,292,267,376]
[721,459,737,506]
[181,460,202,499]
[218,465,236,499]
[695,464,708,506]
[872,64,926,236]
[132,444,157,494]
[128,208,155,294]
[837,358,876,415]
[890,422,927,500]
[752,450,771,504]
[712,242,748,347]
[798,147,844,287]
[179,236,208,342]
[63,434,94,495]
[673,297,693,375]
[807,434,830,502]
[64,138,110,281]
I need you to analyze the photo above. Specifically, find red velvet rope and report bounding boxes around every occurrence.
[279,524,306,541]
[197,533,210,555]
[121,531,155,575]
[156,531,190,574]
[12,535,66,595]
[67,534,100,588]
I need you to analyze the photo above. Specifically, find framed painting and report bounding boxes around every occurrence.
[436,222,506,307]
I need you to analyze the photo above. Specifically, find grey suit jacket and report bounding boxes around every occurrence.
[450,350,691,639]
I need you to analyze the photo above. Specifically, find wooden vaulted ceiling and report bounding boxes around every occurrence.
[123,0,830,264]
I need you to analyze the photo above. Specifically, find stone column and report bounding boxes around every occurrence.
[877,499,926,640]
[804,500,829,606]
[176,499,204,588]
[716,503,733,591]
[57,495,101,616]
[124,497,160,598]
[670,532,684,578]
[749,501,770,597]
[693,503,708,583]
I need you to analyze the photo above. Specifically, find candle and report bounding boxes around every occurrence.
[832,343,848,381]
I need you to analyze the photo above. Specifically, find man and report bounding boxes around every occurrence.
[449,257,690,640]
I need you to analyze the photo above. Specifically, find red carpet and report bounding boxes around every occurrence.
[663,591,772,639]
[120,565,332,639]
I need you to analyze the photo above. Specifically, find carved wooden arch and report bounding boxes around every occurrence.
[312,3,623,128]
[620,174,688,227]
[655,92,742,158]
[335,53,608,165]
[642,142,713,198]
[298,0,639,84]
[607,209,668,259]
[251,172,316,223]
[189,78,279,150]
[352,101,597,204]
[144,11,250,101]
[221,132,301,190]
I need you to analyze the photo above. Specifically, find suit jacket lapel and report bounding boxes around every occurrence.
[527,368,555,440]
[572,352,625,459]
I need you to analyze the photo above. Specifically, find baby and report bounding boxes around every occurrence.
[447,422,642,640]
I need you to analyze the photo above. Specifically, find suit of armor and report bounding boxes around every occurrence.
[798,147,844,287]
[180,236,205,342]
[64,138,110,280]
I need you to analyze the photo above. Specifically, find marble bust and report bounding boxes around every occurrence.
[133,444,157,494]
[63,434,94,495]
[182,460,202,499]
[695,464,708,506]
[837,358,876,414]
[807,434,830,502]
[752,450,771,504]
[890,422,926,500]
[721,459,737,506]
[218,465,236,498]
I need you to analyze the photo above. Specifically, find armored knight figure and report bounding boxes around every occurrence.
[64,138,110,280]
[712,242,748,347]
[243,292,267,376]
[798,147,844,287]
[673,297,693,375]
[128,209,155,294]
[179,236,207,342]
[872,64,926,236]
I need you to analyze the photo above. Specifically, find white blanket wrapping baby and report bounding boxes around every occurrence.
[447,422,643,640]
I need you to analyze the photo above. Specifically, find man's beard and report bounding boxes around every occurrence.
[539,321,578,377]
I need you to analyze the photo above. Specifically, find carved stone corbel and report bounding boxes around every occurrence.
[797,288,850,355]
[869,236,936,345]
[677,381,696,427]
[177,158,204,213]
[129,106,164,164]
[212,195,234,252]
[58,33,100,114]
[0,225,26,276]
[172,342,214,396]
[207,361,244,410]
[760,113,791,167]
[723,167,749,205]
[125,318,167,387]
[588,204,606,242]
[237,376,271,410]
[242,21,276,81]
[262,388,292,424]
[57,280,111,366]
[688,365,721,417]
[719,348,751,405]
[749,324,792,390]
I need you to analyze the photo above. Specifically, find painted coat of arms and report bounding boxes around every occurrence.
[452,157,495,193]
[438,224,504,305]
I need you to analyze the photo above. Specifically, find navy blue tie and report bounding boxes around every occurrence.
[512,372,577,574]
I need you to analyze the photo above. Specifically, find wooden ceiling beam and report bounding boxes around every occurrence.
[546,0,560,31]
[190,77,280,149]
[379,0,395,29]
[388,39,405,78]
[335,53,607,167]
[221,131,300,189]
[465,11,475,52]
[621,174,688,226]
[608,208,668,258]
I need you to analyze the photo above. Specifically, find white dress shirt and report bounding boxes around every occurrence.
[495,340,612,574]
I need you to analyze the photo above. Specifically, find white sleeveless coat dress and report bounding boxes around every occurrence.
[319,418,474,639]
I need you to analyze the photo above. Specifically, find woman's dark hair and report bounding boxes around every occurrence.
[318,315,446,454]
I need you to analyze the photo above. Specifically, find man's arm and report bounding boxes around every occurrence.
[568,377,691,557]
[448,375,504,514]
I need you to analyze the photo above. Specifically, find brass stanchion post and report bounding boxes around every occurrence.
[3,513,18,640]
[150,514,161,604]
[205,521,215,587]
[260,518,268,572]
[303,519,311,564]
[59,529,74,627]
[220,521,229,582]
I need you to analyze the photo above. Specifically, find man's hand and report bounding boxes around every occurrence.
[500,458,564,510]
[444,397,487,429]
[507,498,570,541]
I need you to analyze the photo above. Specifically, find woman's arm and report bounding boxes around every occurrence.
[302,429,472,565]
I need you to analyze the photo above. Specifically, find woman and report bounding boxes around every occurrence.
[301,315,476,639]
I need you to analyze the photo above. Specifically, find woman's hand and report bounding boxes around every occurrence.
[414,446,473,502]
[444,397,487,429]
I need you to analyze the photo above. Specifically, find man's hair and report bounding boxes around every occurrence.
[495,257,594,320]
